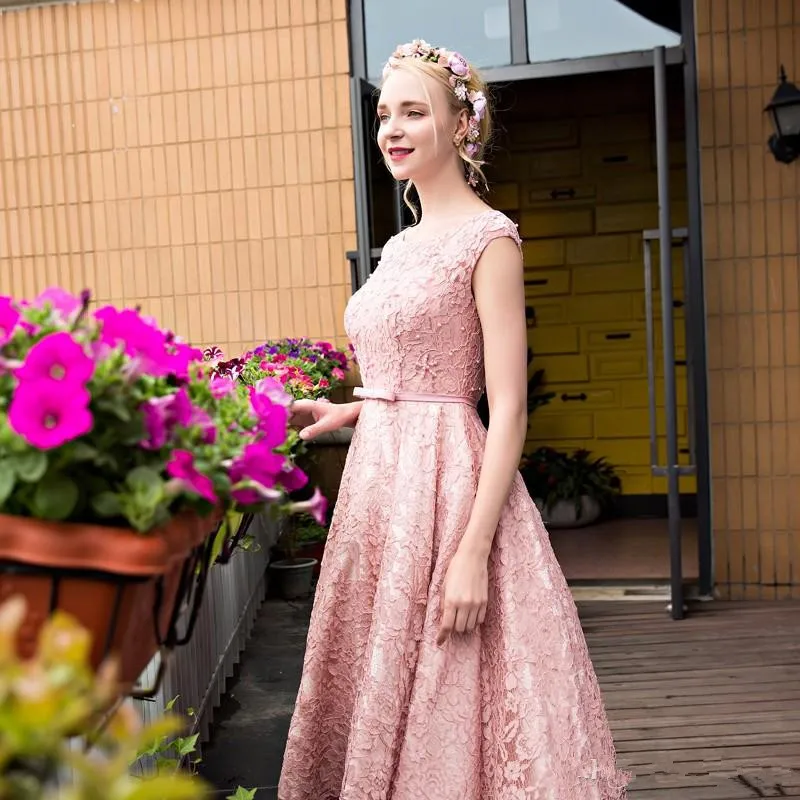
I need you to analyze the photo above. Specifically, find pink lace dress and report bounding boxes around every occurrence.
[278,210,630,799]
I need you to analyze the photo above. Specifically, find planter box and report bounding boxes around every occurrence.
[0,511,218,691]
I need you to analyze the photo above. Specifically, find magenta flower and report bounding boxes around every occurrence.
[280,465,308,493]
[141,401,169,450]
[16,332,95,388]
[253,376,292,408]
[0,297,21,346]
[209,375,236,399]
[290,487,328,526]
[8,383,93,449]
[33,288,82,319]
[229,440,287,505]
[139,388,215,449]
[249,387,290,442]
[166,450,217,504]
[162,341,204,380]
[192,406,217,444]
[96,306,200,379]
[95,306,148,354]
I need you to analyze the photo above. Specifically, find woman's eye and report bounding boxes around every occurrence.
[408,110,422,117]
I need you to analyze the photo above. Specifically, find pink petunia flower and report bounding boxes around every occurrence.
[249,387,290,441]
[228,439,287,505]
[16,332,95,388]
[33,288,83,319]
[8,382,93,449]
[141,401,169,450]
[166,450,217,504]
[279,465,308,493]
[209,375,236,399]
[139,387,215,449]
[253,376,292,408]
[0,297,21,346]
[289,487,328,526]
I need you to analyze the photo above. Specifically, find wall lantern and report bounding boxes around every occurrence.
[764,66,800,164]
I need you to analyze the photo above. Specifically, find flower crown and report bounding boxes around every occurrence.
[382,39,487,188]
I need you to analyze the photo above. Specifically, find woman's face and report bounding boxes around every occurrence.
[376,69,458,184]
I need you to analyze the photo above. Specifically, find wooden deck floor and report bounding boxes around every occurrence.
[579,599,800,799]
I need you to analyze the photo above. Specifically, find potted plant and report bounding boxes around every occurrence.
[204,337,353,516]
[0,595,210,798]
[271,513,328,579]
[268,498,328,600]
[0,289,310,690]
[203,337,351,402]
[520,447,621,528]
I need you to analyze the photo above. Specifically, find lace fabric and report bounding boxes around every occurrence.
[278,209,631,799]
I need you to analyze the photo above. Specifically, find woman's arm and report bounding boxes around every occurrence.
[437,234,528,645]
[461,234,528,556]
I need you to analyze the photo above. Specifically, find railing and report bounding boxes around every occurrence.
[131,512,281,764]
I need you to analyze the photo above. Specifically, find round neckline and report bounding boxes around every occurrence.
[399,209,497,247]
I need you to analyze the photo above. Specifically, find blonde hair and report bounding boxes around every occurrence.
[381,54,492,222]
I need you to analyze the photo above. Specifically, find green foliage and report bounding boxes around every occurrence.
[136,696,255,800]
[0,292,299,542]
[277,513,328,562]
[0,597,210,800]
[520,447,622,518]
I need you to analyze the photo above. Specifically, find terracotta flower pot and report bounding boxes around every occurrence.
[0,511,218,690]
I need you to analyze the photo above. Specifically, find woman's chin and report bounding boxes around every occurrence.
[387,163,415,182]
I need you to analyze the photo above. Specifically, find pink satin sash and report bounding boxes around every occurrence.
[353,387,476,407]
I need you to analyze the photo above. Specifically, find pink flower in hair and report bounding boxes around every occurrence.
[447,52,470,77]
[470,92,487,119]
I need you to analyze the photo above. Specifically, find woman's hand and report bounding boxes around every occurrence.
[436,547,489,646]
[290,399,361,441]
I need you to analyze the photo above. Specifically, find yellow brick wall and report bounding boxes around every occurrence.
[486,70,692,497]
[696,0,800,598]
[0,0,356,358]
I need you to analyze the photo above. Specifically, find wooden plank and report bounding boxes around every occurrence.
[579,600,800,800]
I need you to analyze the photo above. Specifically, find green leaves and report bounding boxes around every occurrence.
[30,473,79,520]
[0,460,15,505]
[91,491,122,518]
[9,451,48,482]
[227,788,258,800]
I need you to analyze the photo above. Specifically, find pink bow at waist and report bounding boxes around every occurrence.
[353,387,477,407]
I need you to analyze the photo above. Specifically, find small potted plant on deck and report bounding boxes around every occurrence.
[520,447,621,528]
[268,500,328,600]
[0,289,309,689]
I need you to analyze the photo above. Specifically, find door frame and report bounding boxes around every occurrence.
[347,0,713,600]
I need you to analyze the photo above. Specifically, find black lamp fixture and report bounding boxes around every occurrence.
[764,65,800,164]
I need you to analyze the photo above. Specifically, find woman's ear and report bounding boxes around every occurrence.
[454,108,470,143]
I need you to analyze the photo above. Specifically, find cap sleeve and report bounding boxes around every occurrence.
[468,210,522,278]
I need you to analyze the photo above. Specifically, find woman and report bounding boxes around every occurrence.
[278,40,630,800]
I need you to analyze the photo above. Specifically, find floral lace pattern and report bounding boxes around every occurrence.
[278,210,631,799]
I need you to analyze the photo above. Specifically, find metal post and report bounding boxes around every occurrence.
[654,46,685,620]
[643,239,658,471]
[681,0,714,599]
[350,78,372,289]
[393,182,405,233]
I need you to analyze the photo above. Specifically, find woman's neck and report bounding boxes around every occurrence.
[411,169,486,226]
